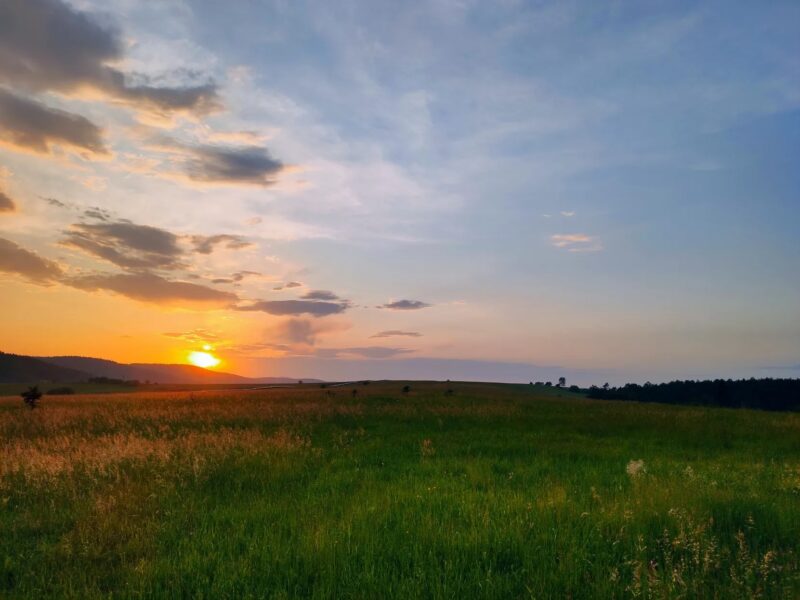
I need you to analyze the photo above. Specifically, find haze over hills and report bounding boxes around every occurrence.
[0,352,318,384]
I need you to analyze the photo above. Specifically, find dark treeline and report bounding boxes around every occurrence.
[586,378,800,412]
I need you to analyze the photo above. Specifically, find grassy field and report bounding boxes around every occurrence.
[1,382,799,598]
[0,382,297,397]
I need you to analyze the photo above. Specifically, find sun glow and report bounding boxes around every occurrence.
[188,351,221,369]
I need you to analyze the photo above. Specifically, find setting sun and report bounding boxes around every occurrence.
[188,351,221,369]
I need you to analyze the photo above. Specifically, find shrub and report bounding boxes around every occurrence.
[21,386,42,409]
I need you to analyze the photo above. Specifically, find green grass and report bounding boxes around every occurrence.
[1,382,799,598]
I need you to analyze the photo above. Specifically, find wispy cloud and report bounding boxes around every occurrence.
[550,234,603,252]
[370,330,422,338]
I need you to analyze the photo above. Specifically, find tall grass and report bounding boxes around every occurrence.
[1,382,798,598]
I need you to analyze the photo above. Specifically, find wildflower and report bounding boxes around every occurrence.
[626,459,646,478]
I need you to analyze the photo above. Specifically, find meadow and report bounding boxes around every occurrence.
[1,382,799,598]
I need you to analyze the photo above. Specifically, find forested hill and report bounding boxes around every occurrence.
[587,378,800,411]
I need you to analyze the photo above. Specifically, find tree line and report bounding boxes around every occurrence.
[585,378,800,411]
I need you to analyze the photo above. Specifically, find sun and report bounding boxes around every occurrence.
[188,351,221,369]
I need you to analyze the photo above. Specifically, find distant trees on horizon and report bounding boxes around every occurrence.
[586,378,800,412]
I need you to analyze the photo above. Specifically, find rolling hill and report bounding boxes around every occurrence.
[0,352,318,384]
[0,352,91,383]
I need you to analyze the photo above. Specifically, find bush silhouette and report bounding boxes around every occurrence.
[21,386,42,409]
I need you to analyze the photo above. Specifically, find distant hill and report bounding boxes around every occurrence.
[42,356,318,384]
[0,352,319,384]
[0,352,91,383]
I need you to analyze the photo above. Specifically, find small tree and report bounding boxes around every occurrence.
[21,386,42,409]
[557,376,566,388]
[402,385,411,395]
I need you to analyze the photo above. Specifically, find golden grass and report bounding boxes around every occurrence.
[1,425,311,483]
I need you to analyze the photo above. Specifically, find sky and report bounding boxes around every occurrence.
[0,0,798,384]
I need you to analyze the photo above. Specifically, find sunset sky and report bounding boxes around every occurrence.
[0,0,798,383]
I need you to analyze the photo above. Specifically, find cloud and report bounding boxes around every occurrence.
[0,190,15,213]
[236,299,349,317]
[301,290,339,301]
[271,318,337,346]
[315,347,413,359]
[210,270,261,284]
[379,299,431,310]
[65,272,237,307]
[273,281,303,291]
[43,197,69,209]
[0,0,219,118]
[190,234,253,254]
[561,211,576,217]
[61,220,184,270]
[82,207,111,221]
[0,237,63,283]
[550,233,603,252]
[0,88,108,156]
[163,329,220,344]
[61,218,257,271]
[370,330,422,338]
[181,144,284,186]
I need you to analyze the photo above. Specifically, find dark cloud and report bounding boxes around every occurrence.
[370,330,422,338]
[66,272,237,307]
[0,237,62,283]
[379,299,431,310]
[43,197,69,209]
[182,145,283,186]
[0,0,219,116]
[210,270,261,285]
[0,190,15,213]
[301,290,339,301]
[236,299,349,317]
[61,221,184,270]
[0,88,108,156]
[190,234,253,254]
[83,207,111,221]
[274,281,303,291]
